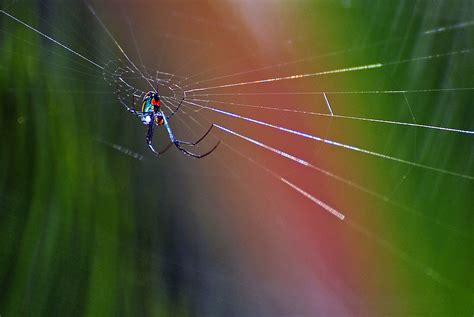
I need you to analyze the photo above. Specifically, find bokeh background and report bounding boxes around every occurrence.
[0,0,473,316]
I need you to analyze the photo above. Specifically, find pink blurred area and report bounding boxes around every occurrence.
[97,0,389,313]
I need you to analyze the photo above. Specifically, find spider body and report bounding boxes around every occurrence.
[141,91,164,126]
[121,86,219,158]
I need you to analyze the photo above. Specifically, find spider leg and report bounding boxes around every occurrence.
[146,119,172,156]
[128,94,138,114]
[148,142,172,156]
[174,140,220,159]
[160,111,219,158]
[146,119,155,143]
[176,124,216,146]
[166,98,184,120]
[114,85,142,117]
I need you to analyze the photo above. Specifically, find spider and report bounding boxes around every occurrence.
[119,86,219,158]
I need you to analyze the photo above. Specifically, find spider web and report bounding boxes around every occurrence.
[1,0,473,315]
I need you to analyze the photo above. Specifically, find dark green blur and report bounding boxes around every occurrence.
[300,1,473,315]
[0,1,188,316]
